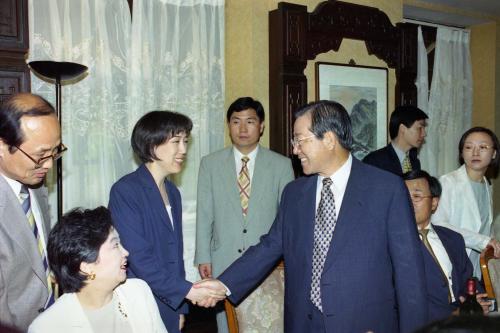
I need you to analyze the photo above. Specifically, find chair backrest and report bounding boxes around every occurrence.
[224,299,239,333]
[480,246,496,298]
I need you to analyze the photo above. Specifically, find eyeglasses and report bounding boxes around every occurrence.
[13,143,68,168]
[463,144,492,153]
[290,135,316,149]
[410,193,432,202]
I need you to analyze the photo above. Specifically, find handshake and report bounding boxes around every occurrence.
[186,278,228,308]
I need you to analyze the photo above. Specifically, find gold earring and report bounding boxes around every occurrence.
[87,272,96,280]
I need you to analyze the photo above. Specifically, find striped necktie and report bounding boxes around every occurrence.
[238,156,251,216]
[19,186,54,308]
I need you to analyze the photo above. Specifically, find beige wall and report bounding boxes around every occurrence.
[470,22,496,127]
[225,0,402,146]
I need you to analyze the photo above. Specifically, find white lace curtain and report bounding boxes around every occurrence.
[28,0,225,282]
[418,26,473,177]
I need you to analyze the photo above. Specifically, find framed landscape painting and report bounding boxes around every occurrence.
[315,62,388,160]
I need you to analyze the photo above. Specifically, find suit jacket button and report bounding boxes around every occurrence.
[243,229,247,233]
[238,249,242,253]
[38,308,45,313]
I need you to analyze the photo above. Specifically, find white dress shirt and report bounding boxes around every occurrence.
[1,174,48,252]
[315,154,352,213]
[233,145,259,180]
[422,223,455,302]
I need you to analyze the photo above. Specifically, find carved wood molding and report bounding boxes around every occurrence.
[306,1,399,67]
[269,0,415,160]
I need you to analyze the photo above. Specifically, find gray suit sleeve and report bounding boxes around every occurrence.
[0,265,14,327]
[195,158,214,265]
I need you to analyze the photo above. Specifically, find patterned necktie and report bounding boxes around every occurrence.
[419,229,452,303]
[238,156,251,216]
[310,178,337,312]
[19,186,54,308]
[402,152,412,173]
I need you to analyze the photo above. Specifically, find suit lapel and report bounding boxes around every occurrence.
[221,148,245,219]
[323,159,365,272]
[136,165,174,234]
[387,144,403,175]
[0,177,47,285]
[246,147,267,220]
[434,227,460,297]
[300,175,319,287]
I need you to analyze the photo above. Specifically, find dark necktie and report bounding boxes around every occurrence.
[310,178,337,312]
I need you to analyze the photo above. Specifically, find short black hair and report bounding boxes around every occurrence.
[0,93,55,152]
[47,207,113,293]
[131,111,193,163]
[458,127,500,172]
[226,97,265,123]
[294,100,353,150]
[388,106,428,140]
[403,169,442,198]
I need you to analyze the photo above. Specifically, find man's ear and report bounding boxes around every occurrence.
[259,121,265,137]
[0,139,7,158]
[431,197,440,213]
[323,131,336,150]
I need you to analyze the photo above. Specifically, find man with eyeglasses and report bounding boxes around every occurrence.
[403,170,490,321]
[197,100,428,333]
[363,106,428,176]
[0,93,64,331]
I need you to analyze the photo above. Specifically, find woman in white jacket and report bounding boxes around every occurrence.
[432,127,500,278]
[29,207,167,333]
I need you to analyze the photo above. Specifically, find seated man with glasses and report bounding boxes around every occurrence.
[403,170,489,322]
[0,93,66,331]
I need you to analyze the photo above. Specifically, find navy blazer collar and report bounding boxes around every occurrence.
[135,164,177,233]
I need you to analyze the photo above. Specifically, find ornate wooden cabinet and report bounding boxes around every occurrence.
[269,0,431,159]
[0,0,30,101]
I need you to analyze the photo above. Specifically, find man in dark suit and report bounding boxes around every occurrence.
[403,170,490,322]
[196,100,428,333]
[0,94,63,331]
[363,106,428,176]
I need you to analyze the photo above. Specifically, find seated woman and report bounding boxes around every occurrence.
[28,207,167,333]
[432,127,500,278]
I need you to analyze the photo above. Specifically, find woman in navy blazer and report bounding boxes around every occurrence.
[108,111,225,333]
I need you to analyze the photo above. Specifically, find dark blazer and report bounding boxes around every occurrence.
[363,144,420,176]
[108,164,191,333]
[219,158,428,333]
[424,225,473,322]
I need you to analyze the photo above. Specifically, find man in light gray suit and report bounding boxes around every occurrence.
[195,97,294,332]
[0,93,63,331]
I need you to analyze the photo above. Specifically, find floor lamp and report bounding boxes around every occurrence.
[28,61,88,222]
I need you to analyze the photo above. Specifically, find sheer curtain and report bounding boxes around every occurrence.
[419,26,473,177]
[28,0,132,223]
[29,0,225,282]
[128,0,224,281]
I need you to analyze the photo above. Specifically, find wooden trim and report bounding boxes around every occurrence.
[224,299,239,333]
[480,246,496,298]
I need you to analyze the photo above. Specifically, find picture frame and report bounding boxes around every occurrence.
[315,62,388,160]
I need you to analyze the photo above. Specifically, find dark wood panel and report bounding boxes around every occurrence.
[0,0,28,51]
[269,0,403,165]
[0,69,30,101]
